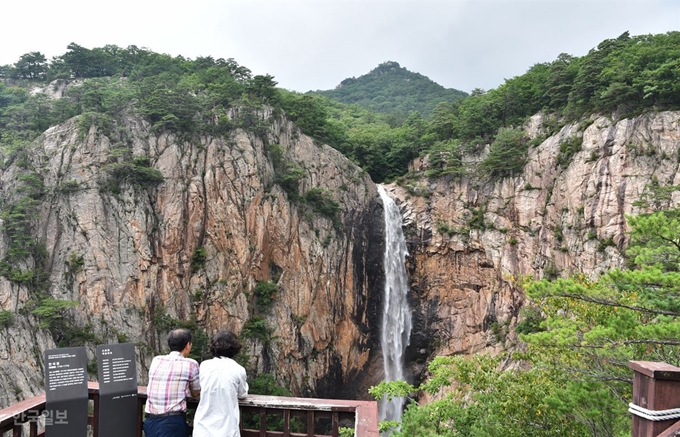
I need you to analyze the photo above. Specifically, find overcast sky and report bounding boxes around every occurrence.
[1,0,678,94]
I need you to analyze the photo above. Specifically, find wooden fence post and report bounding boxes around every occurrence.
[629,361,680,437]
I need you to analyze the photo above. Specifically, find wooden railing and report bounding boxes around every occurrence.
[14,362,680,436]
[0,383,379,437]
[11,361,680,437]
[630,361,680,437]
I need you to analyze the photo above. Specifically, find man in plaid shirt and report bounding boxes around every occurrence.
[143,328,201,437]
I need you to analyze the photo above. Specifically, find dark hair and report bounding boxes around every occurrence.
[167,328,192,352]
[209,330,242,358]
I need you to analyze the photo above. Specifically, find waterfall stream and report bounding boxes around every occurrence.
[377,185,412,424]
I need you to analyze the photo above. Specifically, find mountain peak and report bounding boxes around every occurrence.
[319,62,467,118]
[369,61,402,75]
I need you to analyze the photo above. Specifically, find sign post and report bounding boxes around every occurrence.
[44,347,88,437]
[96,343,138,437]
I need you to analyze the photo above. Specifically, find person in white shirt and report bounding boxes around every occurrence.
[193,330,249,437]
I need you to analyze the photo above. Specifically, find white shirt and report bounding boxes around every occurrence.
[193,357,248,437]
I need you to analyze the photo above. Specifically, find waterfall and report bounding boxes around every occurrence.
[377,185,412,424]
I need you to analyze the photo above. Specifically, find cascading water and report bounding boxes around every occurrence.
[377,185,412,424]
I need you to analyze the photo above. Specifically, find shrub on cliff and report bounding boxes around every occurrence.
[102,155,164,192]
[479,126,528,179]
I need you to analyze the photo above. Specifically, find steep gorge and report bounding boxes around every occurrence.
[1,98,679,410]
[389,111,680,383]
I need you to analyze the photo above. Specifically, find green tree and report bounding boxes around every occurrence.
[0,64,12,78]
[135,74,200,133]
[31,299,78,329]
[370,354,593,437]
[67,77,132,116]
[0,83,27,109]
[453,89,502,140]
[13,52,48,79]
[279,92,329,139]
[479,126,528,178]
[247,74,279,104]
[0,310,13,327]
[61,43,113,78]
[497,62,551,125]
[519,207,680,434]
[566,32,632,117]
[426,139,465,179]
[543,53,580,112]
[428,102,457,141]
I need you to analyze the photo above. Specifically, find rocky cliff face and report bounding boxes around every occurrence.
[0,106,386,406]
[385,111,680,381]
[1,98,678,410]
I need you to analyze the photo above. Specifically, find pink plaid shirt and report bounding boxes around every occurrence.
[145,351,200,415]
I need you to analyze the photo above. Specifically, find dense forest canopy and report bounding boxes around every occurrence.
[291,30,680,183]
[2,31,680,184]
[314,61,468,118]
[312,31,680,183]
[0,43,273,143]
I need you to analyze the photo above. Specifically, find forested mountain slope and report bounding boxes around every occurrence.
[283,31,680,186]
[314,61,467,118]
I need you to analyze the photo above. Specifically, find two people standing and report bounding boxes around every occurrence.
[144,328,249,437]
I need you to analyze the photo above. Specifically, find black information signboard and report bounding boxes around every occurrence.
[96,343,138,437]
[44,346,88,437]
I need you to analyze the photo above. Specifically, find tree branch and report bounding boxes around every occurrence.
[552,292,680,316]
